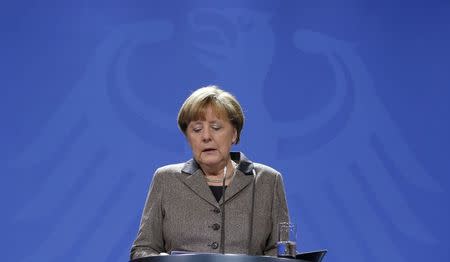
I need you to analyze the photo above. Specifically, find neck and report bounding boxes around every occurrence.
[204,161,237,186]
[201,160,233,177]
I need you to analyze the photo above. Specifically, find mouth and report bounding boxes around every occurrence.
[202,148,217,153]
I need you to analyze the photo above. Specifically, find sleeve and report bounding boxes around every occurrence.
[130,169,166,260]
[264,172,290,256]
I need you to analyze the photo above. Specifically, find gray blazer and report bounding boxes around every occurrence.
[130,152,289,260]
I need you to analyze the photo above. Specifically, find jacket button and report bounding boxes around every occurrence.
[209,242,219,249]
[212,223,220,230]
[213,208,220,214]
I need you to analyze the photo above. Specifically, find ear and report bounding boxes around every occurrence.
[232,128,237,144]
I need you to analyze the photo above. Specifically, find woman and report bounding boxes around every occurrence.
[130,86,289,259]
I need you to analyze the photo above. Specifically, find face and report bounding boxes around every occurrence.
[186,106,237,171]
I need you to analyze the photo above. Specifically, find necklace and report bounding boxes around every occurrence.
[205,162,237,183]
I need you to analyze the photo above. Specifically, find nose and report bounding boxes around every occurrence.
[201,128,212,142]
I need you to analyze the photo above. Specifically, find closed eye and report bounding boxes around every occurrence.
[211,124,222,131]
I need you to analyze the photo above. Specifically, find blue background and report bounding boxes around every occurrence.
[1,1,449,262]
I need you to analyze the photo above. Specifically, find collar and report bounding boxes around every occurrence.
[181,151,254,176]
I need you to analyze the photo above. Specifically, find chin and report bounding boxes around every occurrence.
[199,156,222,167]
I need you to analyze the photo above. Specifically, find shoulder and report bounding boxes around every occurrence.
[150,163,185,183]
[155,163,185,175]
[251,163,287,200]
[253,162,281,176]
[252,162,284,186]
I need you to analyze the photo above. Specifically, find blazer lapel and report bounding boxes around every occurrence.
[180,160,218,207]
[222,151,255,203]
[222,169,254,204]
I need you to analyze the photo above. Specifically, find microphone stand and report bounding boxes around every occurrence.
[220,165,227,254]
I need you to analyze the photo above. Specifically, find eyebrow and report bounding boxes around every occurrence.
[191,119,222,124]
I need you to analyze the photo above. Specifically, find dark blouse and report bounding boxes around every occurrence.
[209,186,227,202]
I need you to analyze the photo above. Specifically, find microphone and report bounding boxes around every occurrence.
[247,168,256,255]
[220,165,227,254]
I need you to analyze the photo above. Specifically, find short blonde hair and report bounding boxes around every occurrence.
[177,85,244,144]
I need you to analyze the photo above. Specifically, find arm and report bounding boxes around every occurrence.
[264,172,290,256]
[130,169,166,260]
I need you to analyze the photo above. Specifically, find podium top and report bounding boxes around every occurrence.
[130,253,312,262]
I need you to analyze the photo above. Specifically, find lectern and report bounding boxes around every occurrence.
[130,250,327,262]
